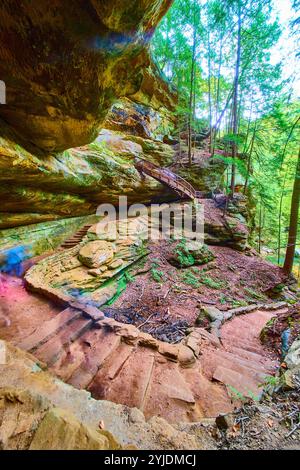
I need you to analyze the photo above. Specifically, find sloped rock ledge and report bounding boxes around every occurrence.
[0,340,213,450]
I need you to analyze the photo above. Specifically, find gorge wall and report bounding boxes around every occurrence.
[0,0,239,258]
[0,0,179,254]
[0,0,174,152]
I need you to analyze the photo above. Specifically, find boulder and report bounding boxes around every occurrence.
[190,244,215,265]
[108,259,124,270]
[78,241,115,268]
[138,332,159,349]
[285,336,300,370]
[282,367,300,390]
[178,344,196,367]
[0,388,121,450]
[29,407,119,450]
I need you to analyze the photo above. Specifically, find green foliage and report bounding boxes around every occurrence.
[151,0,299,268]
[151,268,165,282]
[124,271,135,283]
[150,260,165,283]
[199,275,226,290]
[174,238,195,267]
[243,287,266,301]
[260,375,282,395]
[181,270,199,287]
[230,299,248,308]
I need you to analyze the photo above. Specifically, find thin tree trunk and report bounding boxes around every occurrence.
[188,2,197,167]
[280,116,300,170]
[283,147,300,275]
[258,200,263,254]
[207,30,213,154]
[209,88,234,140]
[243,121,257,194]
[230,4,242,196]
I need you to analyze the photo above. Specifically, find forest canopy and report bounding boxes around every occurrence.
[151,0,300,276]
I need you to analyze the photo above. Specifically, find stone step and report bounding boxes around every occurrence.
[222,329,260,347]
[67,329,121,389]
[213,365,261,399]
[226,345,276,367]
[61,242,79,247]
[181,364,236,418]
[49,327,109,382]
[17,308,82,352]
[200,348,270,384]
[34,317,93,365]
[223,320,261,338]
[77,342,135,400]
[88,341,135,383]
[142,359,197,423]
[216,348,272,374]
[89,347,156,411]
[231,312,274,331]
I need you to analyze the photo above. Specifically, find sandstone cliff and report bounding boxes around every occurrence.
[0,0,174,153]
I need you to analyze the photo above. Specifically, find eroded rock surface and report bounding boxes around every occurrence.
[0,0,179,237]
[25,215,149,306]
[0,0,173,153]
[0,340,210,450]
[0,388,121,450]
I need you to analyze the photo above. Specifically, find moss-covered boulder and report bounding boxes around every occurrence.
[167,239,215,268]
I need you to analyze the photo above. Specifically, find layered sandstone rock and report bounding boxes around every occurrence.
[0,340,208,450]
[25,215,149,307]
[0,388,122,450]
[0,0,174,153]
[0,1,178,241]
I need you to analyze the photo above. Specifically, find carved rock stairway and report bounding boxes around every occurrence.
[15,304,284,424]
[60,224,92,249]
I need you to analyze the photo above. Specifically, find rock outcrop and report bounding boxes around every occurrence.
[283,336,300,389]
[0,340,210,450]
[0,0,174,153]
[0,0,179,246]
[25,215,149,306]
[0,388,122,450]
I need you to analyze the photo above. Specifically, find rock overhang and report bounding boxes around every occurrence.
[0,0,175,153]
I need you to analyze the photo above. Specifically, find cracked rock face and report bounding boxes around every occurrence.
[0,0,173,153]
[24,215,149,307]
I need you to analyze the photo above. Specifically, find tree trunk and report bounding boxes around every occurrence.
[211,34,224,157]
[278,170,288,264]
[207,30,213,154]
[243,121,257,194]
[188,2,197,167]
[258,200,263,254]
[283,147,300,275]
[230,4,242,196]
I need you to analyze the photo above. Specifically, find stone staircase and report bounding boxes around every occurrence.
[16,304,285,424]
[60,224,92,249]
[135,159,198,200]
